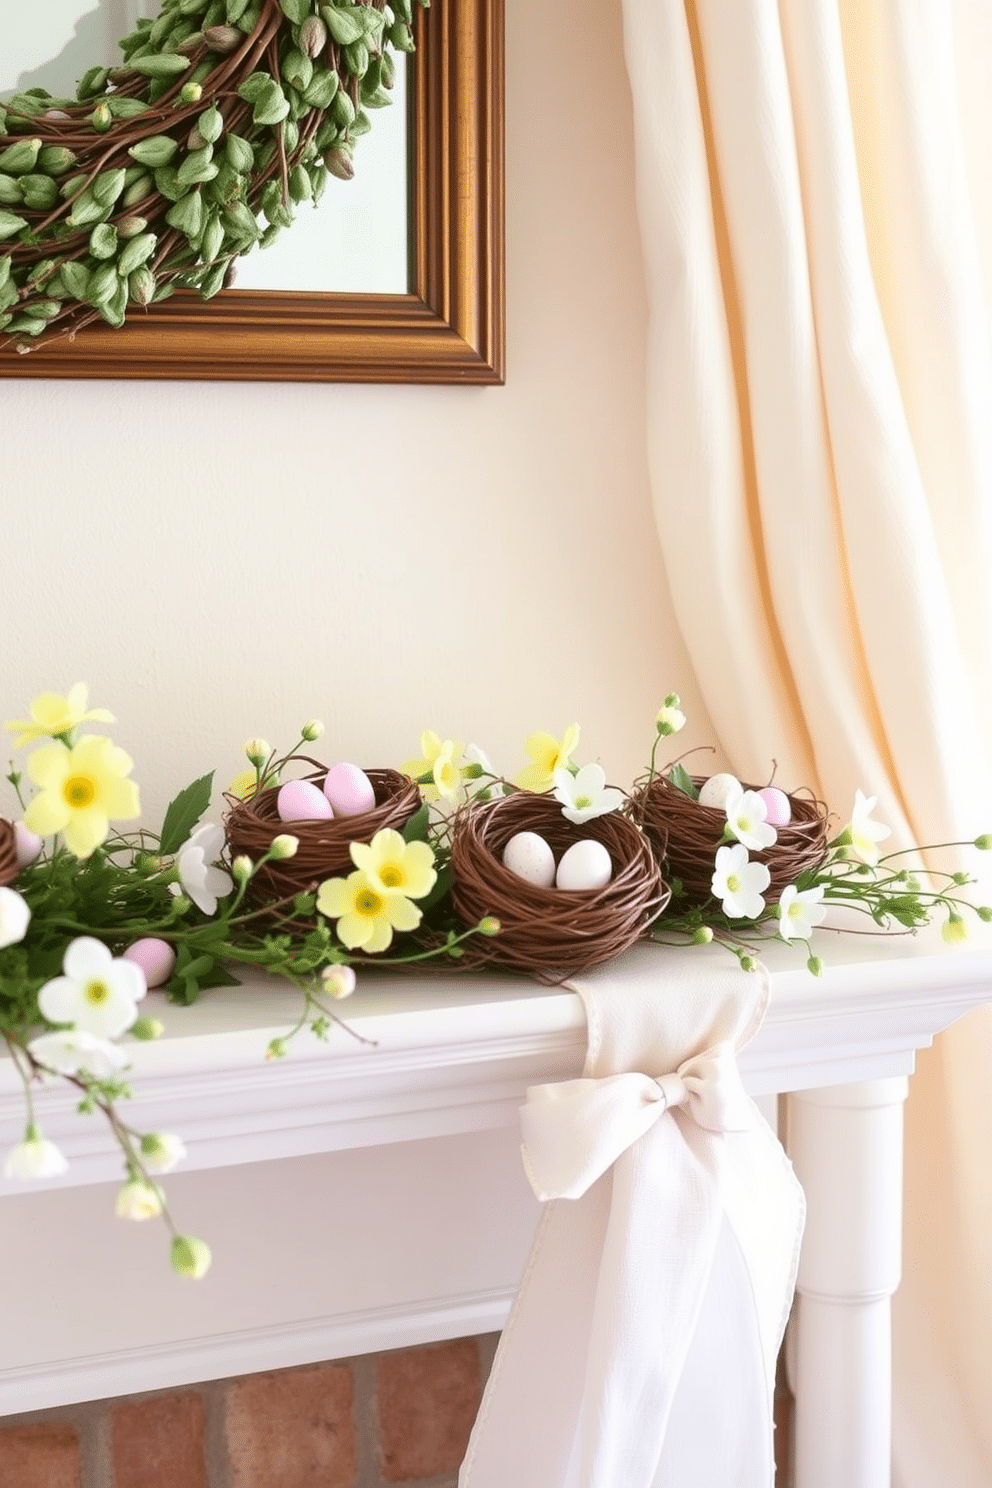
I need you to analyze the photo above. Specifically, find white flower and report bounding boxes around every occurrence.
[169,823,233,915]
[778,883,827,942]
[847,790,891,867]
[139,1132,187,1174]
[552,763,625,825]
[711,843,771,919]
[4,1126,68,1180]
[115,1178,164,1220]
[464,742,504,797]
[28,1028,128,1078]
[0,887,30,948]
[724,788,778,852]
[656,705,686,737]
[38,937,146,1039]
[321,964,357,1000]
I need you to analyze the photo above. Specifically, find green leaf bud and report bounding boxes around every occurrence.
[203,24,243,52]
[128,265,156,305]
[180,81,204,104]
[478,916,501,937]
[975,835,992,851]
[129,1017,165,1041]
[170,1235,212,1279]
[323,144,354,180]
[269,834,299,861]
[197,105,224,144]
[301,719,324,741]
[691,925,713,944]
[90,102,113,132]
[232,855,253,882]
[266,1037,288,1060]
[115,214,149,241]
[300,14,328,57]
[806,955,824,977]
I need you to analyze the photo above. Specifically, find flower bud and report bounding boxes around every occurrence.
[266,1037,288,1060]
[139,1132,186,1173]
[115,1178,164,1221]
[115,214,148,240]
[130,1017,165,1041]
[806,955,824,977]
[269,834,298,860]
[478,916,501,937]
[232,855,253,883]
[179,81,203,104]
[952,871,970,886]
[323,145,354,181]
[301,719,324,741]
[299,14,328,56]
[90,102,113,132]
[691,925,713,944]
[244,738,271,767]
[321,965,356,999]
[942,913,968,945]
[979,906,992,923]
[656,705,687,737]
[203,24,243,53]
[975,835,992,851]
[664,692,681,710]
[739,954,757,972]
[170,1234,212,1279]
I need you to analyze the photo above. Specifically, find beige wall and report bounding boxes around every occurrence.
[1,0,714,818]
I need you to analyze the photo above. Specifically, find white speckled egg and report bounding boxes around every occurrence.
[502,831,556,888]
[323,762,376,817]
[555,838,613,892]
[697,773,742,810]
[123,937,176,989]
[277,778,335,822]
[758,786,792,826]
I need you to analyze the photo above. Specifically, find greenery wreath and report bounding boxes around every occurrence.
[0,0,426,348]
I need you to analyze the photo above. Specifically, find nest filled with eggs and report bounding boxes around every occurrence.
[630,772,829,909]
[0,819,18,888]
[449,790,669,977]
[225,758,422,905]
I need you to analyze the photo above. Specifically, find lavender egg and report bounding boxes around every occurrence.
[323,763,376,818]
[758,787,792,827]
[278,778,335,822]
[123,938,176,989]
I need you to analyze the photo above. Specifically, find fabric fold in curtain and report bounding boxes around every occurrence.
[619,0,992,1480]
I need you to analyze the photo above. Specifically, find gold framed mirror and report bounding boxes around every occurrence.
[0,0,504,384]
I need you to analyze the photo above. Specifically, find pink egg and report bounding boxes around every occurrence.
[277,778,335,822]
[14,821,43,868]
[758,787,792,827]
[323,762,376,818]
[123,938,176,989]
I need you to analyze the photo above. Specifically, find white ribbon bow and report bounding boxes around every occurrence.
[521,1040,755,1201]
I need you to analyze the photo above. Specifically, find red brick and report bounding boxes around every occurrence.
[225,1363,356,1488]
[111,1391,209,1488]
[0,1422,81,1488]
[377,1339,481,1482]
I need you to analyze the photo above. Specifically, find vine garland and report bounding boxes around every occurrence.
[0,0,426,349]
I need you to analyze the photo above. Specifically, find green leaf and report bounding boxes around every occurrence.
[159,770,215,854]
[401,802,430,843]
[281,0,313,22]
[668,763,699,800]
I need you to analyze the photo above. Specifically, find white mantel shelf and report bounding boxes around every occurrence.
[2,928,991,1488]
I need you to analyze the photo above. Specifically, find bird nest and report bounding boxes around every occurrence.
[0,819,18,887]
[224,760,421,903]
[630,773,829,909]
[449,791,669,977]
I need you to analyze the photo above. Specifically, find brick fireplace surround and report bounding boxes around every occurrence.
[0,1334,500,1488]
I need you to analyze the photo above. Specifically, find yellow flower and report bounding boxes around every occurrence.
[515,724,581,792]
[316,869,422,953]
[401,731,466,802]
[227,768,259,801]
[4,684,114,749]
[350,828,437,900]
[23,735,140,858]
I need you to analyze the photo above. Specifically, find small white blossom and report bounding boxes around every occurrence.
[171,1234,212,1279]
[711,843,770,919]
[321,964,357,1000]
[656,705,686,737]
[169,823,233,915]
[552,763,624,825]
[115,1179,164,1221]
[38,937,146,1039]
[724,788,778,852]
[777,883,827,942]
[0,887,30,948]
[28,1028,127,1078]
[4,1126,68,1180]
[139,1132,187,1174]
[847,790,891,867]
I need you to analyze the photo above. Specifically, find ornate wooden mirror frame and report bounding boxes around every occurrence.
[0,0,504,384]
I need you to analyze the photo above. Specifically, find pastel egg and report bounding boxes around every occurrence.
[502,831,556,888]
[277,778,335,822]
[123,938,176,989]
[555,839,613,892]
[697,773,742,810]
[758,787,792,827]
[13,820,43,868]
[323,762,377,818]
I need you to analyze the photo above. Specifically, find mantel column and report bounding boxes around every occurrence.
[787,1076,909,1488]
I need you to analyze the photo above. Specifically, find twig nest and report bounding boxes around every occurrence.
[450,790,669,976]
[630,773,829,909]
[0,818,18,887]
[225,759,421,902]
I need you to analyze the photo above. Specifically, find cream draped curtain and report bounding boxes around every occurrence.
[619,0,992,1482]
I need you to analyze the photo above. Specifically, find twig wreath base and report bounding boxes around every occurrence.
[0,0,425,349]
[225,760,421,901]
[631,773,830,910]
[0,818,17,887]
[449,790,670,978]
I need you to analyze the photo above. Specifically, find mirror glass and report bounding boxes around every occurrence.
[1,0,408,294]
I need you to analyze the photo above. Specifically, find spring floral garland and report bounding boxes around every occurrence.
[1,684,988,1274]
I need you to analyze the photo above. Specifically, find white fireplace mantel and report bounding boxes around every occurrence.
[2,927,991,1488]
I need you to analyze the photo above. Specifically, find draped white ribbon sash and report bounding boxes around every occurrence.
[459,946,805,1488]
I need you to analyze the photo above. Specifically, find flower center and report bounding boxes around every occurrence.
[357,889,383,917]
[63,774,96,809]
[379,865,403,889]
[788,902,803,920]
[84,979,110,1005]
[575,795,593,809]
[726,874,741,894]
